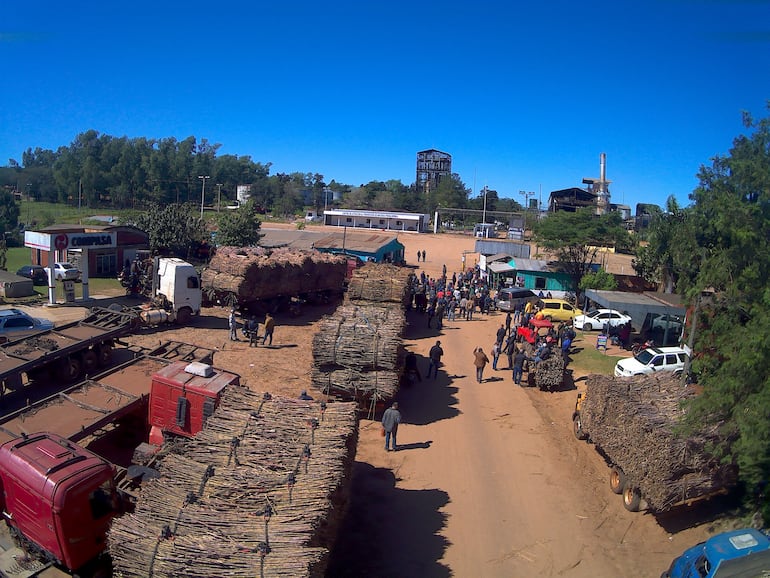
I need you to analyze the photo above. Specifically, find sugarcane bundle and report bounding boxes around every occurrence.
[201,248,347,302]
[310,366,399,404]
[312,305,405,371]
[533,354,565,391]
[345,263,411,305]
[579,373,735,512]
[109,388,358,578]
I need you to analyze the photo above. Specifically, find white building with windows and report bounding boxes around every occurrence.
[323,209,430,232]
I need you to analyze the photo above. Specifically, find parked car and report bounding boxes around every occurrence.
[53,262,81,281]
[662,527,770,578]
[650,313,684,332]
[614,346,689,377]
[537,298,582,322]
[573,308,633,331]
[16,265,48,286]
[0,308,54,342]
[495,288,537,312]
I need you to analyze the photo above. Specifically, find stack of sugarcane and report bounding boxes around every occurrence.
[109,386,358,578]
[310,304,404,405]
[579,373,736,512]
[201,247,348,305]
[345,262,412,308]
[533,354,565,391]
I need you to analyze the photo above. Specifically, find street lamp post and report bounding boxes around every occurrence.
[198,175,210,219]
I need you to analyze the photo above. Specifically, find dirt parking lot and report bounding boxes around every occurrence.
[26,226,720,577]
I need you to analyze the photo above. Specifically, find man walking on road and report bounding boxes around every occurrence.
[428,340,444,379]
[473,347,490,383]
[382,402,401,451]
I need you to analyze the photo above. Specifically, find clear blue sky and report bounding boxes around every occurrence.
[2,0,769,211]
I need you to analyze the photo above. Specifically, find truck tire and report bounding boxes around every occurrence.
[573,413,588,440]
[623,485,642,512]
[81,349,99,375]
[60,355,83,382]
[610,467,626,494]
[176,307,192,325]
[97,343,113,367]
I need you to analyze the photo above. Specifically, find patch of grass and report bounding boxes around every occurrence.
[568,333,625,375]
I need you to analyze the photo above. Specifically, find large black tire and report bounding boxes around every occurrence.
[60,355,82,382]
[623,485,642,512]
[610,467,626,494]
[97,343,113,367]
[81,349,99,376]
[584,322,593,331]
[175,307,192,325]
[573,413,588,440]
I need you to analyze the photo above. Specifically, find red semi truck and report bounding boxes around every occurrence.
[0,347,239,576]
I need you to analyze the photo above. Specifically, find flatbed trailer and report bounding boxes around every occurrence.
[0,340,216,447]
[0,341,220,578]
[0,307,139,395]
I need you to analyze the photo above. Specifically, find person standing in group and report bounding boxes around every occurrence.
[512,348,527,385]
[246,315,259,347]
[427,340,444,379]
[473,346,489,383]
[228,308,239,341]
[262,313,275,346]
[382,402,401,451]
[491,341,501,371]
[496,324,507,346]
[505,311,512,335]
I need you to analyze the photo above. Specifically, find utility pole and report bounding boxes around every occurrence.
[482,185,489,225]
[198,176,210,220]
[216,183,223,212]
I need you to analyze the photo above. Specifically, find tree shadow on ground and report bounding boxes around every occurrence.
[325,462,450,578]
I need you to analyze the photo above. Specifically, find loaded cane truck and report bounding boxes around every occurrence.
[572,373,736,513]
[0,344,239,576]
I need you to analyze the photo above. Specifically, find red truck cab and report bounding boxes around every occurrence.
[0,433,118,572]
[148,361,240,445]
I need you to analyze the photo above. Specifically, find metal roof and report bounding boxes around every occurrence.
[511,258,549,272]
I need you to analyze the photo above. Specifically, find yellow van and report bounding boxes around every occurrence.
[537,299,582,322]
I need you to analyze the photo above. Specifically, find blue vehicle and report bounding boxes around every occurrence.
[662,528,770,578]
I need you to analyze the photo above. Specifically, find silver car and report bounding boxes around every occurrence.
[0,308,55,343]
[53,262,81,281]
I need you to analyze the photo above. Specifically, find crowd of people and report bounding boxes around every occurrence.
[403,266,579,389]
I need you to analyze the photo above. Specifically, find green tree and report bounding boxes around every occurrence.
[124,203,207,256]
[578,268,618,291]
[671,110,770,521]
[0,191,20,236]
[428,173,469,212]
[631,196,694,292]
[215,200,263,247]
[533,209,631,294]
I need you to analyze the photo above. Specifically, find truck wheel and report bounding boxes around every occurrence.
[623,485,642,512]
[573,413,588,440]
[97,343,113,367]
[61,355,82,382]
[610,467,626,494]
[81,350,99,375]
[176,307,192,325]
